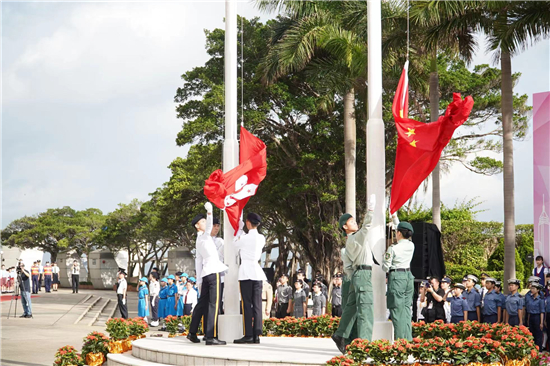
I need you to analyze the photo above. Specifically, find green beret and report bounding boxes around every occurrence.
[397,221,414,234]
[339,213,353,230]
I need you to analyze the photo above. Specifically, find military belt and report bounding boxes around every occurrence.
[355,265,372,271]
[389,268,410,273]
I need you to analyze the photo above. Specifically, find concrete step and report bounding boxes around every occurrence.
[52,294,97,326]
[74,296,102,324]
[94,298,118,326]
[83,297,111,326]
[107,353,173,366]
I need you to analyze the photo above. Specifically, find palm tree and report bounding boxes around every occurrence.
[257,1,368,218]
[419,0,550,285]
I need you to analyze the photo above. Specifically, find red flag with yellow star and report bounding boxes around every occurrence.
[389,64,474,214]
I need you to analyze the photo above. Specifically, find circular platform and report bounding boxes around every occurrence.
[107,336,340,366]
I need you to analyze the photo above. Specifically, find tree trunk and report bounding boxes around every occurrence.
[430,54,442,230]
[501,49,516,289]
[344,88,357,217]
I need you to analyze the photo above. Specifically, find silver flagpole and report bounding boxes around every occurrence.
[218,0,243,342]
[366,0,393,341]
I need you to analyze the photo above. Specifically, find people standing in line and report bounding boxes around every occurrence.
[182,280,198,316]
[295,269,310,299]
[138,277,150,323]
[52,262,60,292]
[1,265,8,293]
[481,277,501,324]
[382,216,415,339]
[441,277,452,323]
[116,269,128,319]
[37,260,44,292]
[463,275,481,321]
[43,262,52,293]
[311,283,327,316]
[158,278,168,330]
[186,202,228,346]
[534,256,548,285]
[149,272,160,327]
[332,194,376,354]
[421,276,446,324]
[504,278,523,326]
[165,275,178,317]
[315,274,328,299]
[446,283,468,324]
[331,273,343,317]
[19,263,33,318]
[71,260,80,294]
[262,280,273,320]
[31,261,39,294]
[289,279,307,318]
[494,281,506,323]
[233,213,267,344]
[525,282,545,350]
[275,275,292,318]
[175,272,186,317]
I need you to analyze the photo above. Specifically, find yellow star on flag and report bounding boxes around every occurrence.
[410,140,418,148]
[405,128,415,137]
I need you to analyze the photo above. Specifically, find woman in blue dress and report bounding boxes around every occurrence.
[158,278,168,320]
[166,275,178,316]
[137,277,150,321]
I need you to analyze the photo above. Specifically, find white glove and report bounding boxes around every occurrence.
[238,219,245,230]
[391,212,400,226]
[367,194,376,211]
[204,202,213,213]
[122,298,126,305]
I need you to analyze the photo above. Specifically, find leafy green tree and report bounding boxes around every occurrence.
[1,207,79,262]
[69,208,106,278]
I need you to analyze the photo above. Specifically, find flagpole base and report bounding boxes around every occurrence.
[372,320,393,342]
[217,314,244,342]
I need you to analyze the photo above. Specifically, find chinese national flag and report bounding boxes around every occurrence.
[204,127,267,234]
[389,63,474,214]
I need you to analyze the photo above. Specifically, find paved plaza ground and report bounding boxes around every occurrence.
[0,288,138,366]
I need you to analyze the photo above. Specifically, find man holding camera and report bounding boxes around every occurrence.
[18,263,32,318]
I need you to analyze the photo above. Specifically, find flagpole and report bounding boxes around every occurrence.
[218,0,243,342]
[366,0,393,341]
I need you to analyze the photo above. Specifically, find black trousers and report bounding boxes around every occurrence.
[44,275,52,292]
[150,296,159,321]
[528,313,543,351]
[239,280,263,337]
[190,273,222,338]
[72,274,79,293]
[467,311,478,321]
[276,302,289,318]
[332,305,342,317]
[484,313,498,324]
[184,304,193,316]
[508,314,520,326]
[117,294,128,319]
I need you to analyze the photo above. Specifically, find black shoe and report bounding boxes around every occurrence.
[202,337,208,342]
[25,314,32,318]
[19,314,27,318]
[331,334,347,354]
[206,338,226,346]
[233,336,254,344]
[253,336,260,344]
[187,333,200,343]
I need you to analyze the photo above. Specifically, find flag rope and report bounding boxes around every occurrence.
[240,13,244,127]
[406,0,410,60]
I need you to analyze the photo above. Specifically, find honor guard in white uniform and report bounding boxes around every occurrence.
[187,202,228,346]
[233,213,267,344]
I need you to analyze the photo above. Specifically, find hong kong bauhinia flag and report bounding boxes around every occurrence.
[204,127,267,234]
[389,62,475,214]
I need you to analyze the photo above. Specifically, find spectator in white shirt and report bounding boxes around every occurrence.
[52,263,60,292]
[71,260,80,294]
[182,281,198,315]
[149,272,160,326]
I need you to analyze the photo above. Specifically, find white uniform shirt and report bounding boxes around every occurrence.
[52,266,60,274]
[71,264,80,275]
[182,287,198,311]
[213,236,224,263]
[177,282,186,295]
[149,281,160,298]
[39,265,44,274]
[234,228,267,281]
[195,212,228,286]
[117,278,127,295]
[1,269,8,278]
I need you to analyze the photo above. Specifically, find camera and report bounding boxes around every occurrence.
[16,263,22,275]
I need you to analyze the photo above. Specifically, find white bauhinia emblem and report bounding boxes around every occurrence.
[223,175,258,208]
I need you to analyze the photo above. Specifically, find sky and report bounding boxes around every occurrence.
[2,1,549,230]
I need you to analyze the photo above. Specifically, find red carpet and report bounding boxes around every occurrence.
[0,293,40,302]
